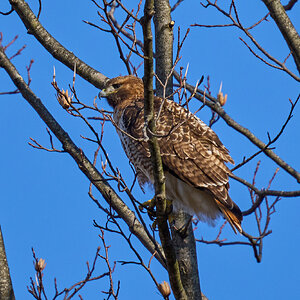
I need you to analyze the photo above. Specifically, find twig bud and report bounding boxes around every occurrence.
[35,258,46,272]
[56,88,72,109]
[217,81,228,106]
[157,281,171,298]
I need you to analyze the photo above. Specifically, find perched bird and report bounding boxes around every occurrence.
[99,75,242,233]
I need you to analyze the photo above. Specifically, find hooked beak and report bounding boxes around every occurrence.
[99,89,107,98]
[98,86,116,99]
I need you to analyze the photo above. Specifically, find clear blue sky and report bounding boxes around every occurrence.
[1,1,300,299]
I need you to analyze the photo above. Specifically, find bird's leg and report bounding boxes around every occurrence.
[153,199,174,229]
[139,197,159,229]
[139,198,174,229]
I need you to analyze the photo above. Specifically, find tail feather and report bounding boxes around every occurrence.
[216,199,243,234]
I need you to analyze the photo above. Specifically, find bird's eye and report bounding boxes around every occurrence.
[112,83,121,89]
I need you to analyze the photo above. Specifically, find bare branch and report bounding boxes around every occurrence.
[193,0,300,81]
[283,0,298,11]
[142,0,187,298]
[0,45,166,268]
[9,0,108,89]
[232,95,299,172]
[171,0,184,12]
[0,7,14,15]
[262,0,300,72]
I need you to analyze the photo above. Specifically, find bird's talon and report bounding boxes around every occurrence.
[139,198,156,220]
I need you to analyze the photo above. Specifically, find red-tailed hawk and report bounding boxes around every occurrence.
[100,75,242,233]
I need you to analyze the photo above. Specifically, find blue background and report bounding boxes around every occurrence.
[0,1,299,299]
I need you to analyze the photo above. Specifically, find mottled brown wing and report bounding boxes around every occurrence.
[155,98,234,206]
[121,97,234,206]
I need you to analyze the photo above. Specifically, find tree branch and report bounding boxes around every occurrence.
[142,1,187,298]
[193,1,300,81]
[9,0,108,89]
[154,0,174,96]
[261,0,300,73]
[153,1,202,299]
[0,46,166,268]
[283,0,298,11]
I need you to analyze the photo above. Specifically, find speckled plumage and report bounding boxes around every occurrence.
[100,75,242,233]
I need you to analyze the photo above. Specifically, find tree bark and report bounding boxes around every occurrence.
[171,212,202,300]
[153,0,174,96]
[0,227,15,300]
[143,1,187,298]
[153,1,202,299]
[9,0,108,89]
[262,0,300,73]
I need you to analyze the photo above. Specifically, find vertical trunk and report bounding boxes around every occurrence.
[153,0,174,96]
[153,1,203,299]
[171,212,202,300]
[143,1,187,299]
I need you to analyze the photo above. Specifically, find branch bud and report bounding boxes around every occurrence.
[56,88,72,109]
[217,81,227,106]
[35,258,46,272]
[157,281,171,298]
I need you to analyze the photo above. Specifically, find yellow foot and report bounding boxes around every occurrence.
[139,198,174,228]
[139,198,156,221]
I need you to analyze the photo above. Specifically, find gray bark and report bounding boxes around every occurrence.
[143,1,187,298]
[0,227,15,300]
[153,1,202,299]
[262,0,300,73]
[154,0,174,96]
[9,0,108,89]
[171,212,202,300]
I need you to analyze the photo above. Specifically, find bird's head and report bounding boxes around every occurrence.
[99,75,144,109]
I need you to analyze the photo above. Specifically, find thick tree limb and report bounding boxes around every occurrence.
[0,227,15,300]
[0,46,166,268]
[171,211,203,300]
[142,1,187,299]
[262,0,300,73]
[153,0,174,96]
[9,0,108,89]
[153,1,202,299]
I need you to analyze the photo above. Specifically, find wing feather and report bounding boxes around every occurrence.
[117,96,241,226]
[154,99,234,204]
